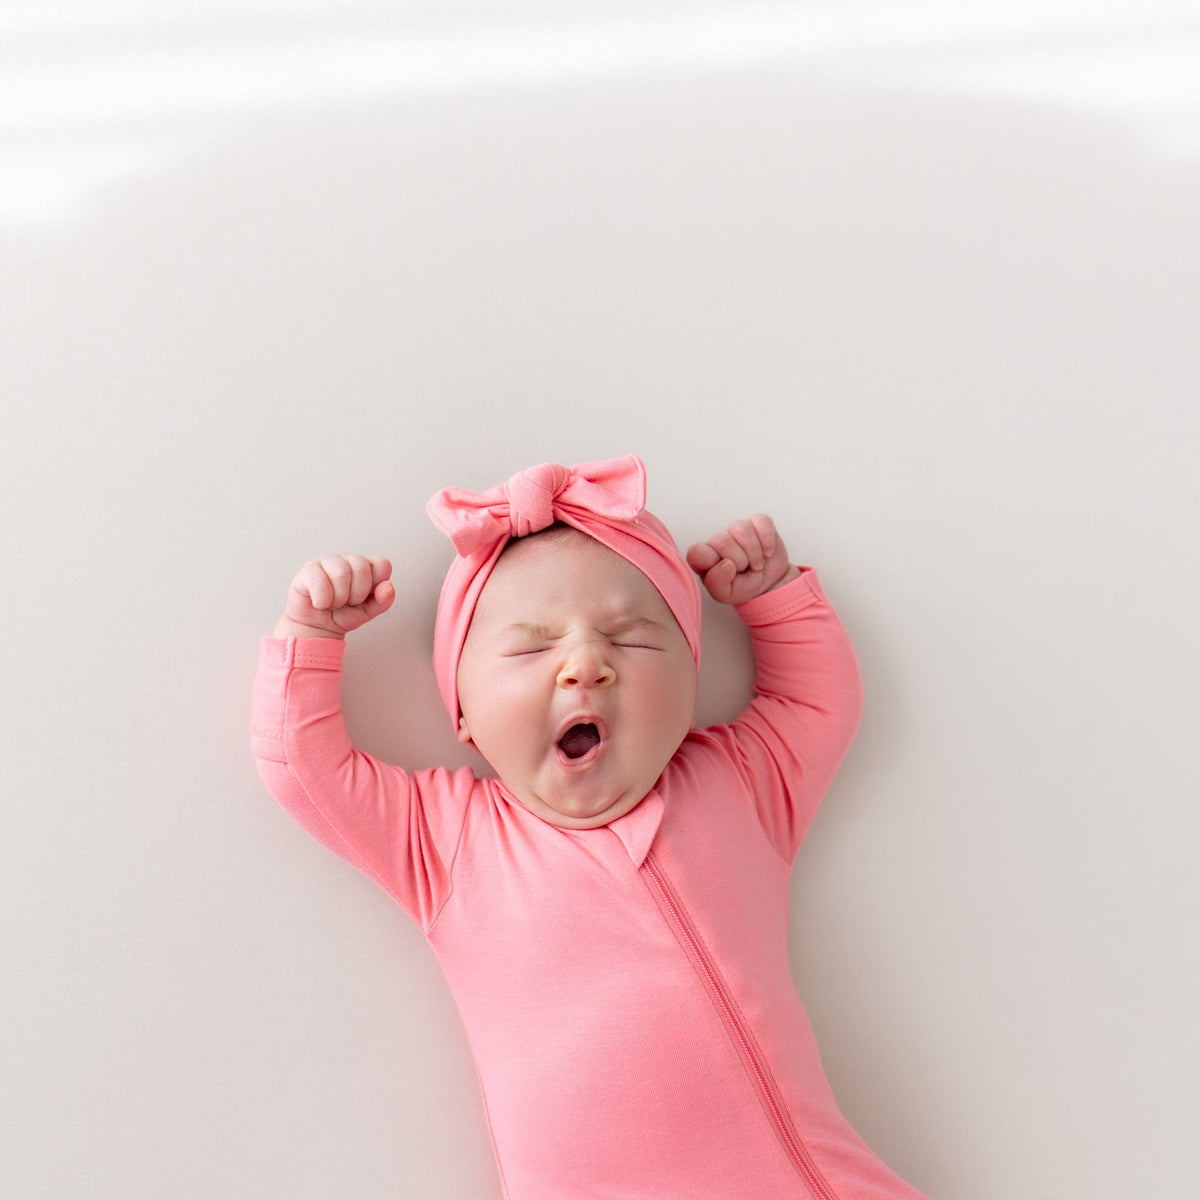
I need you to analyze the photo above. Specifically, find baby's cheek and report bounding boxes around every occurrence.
[490,675,553,742]
[649,665,697,726]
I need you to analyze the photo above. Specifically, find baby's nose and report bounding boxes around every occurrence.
[556,646,616,689]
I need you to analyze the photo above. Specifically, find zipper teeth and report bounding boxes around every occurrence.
[643,850,839,1200]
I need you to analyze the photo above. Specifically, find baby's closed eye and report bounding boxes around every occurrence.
[501,638,661,656]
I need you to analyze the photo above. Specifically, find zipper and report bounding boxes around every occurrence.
[641,849,840,1200]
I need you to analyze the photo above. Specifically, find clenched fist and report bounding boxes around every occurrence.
[686,514,798,606]
[273,554,395,639]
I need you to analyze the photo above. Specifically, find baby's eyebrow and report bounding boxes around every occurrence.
[501,622,561,639]
[602,616,666,635]
[498,616,665,638]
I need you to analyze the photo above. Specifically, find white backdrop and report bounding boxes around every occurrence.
[4,3,1198,1197]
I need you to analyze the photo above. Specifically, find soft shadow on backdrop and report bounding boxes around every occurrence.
[4,3,1198,1197]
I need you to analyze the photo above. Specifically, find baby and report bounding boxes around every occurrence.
[251,456,931,1200]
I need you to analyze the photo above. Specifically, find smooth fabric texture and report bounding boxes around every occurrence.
[425,455,703,728]
[250,567,932,1200]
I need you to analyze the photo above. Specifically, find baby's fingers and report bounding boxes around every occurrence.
[686,541,721,574]
[343,554,383,608]
[748,513,777,563]
[298,555,375,610]
[702,516,773,574]
[726,517,774,572]
[358,578,396,621]
[340,555,393,615]
[702,528,752,574]
[311,555,361,609]
[703,558,740,603]
[294,559,336,610]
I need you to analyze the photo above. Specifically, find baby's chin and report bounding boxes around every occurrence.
[515,784,647,829]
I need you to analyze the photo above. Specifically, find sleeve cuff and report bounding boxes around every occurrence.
[258,634,347,671]
[733,565,825,626]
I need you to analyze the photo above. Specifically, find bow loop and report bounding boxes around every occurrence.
[427,456,647,558]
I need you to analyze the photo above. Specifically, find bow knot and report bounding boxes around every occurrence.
[427,456,647,558]
[503,462,570,538]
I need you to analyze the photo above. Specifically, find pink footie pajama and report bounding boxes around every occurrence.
[251,565,933,1200]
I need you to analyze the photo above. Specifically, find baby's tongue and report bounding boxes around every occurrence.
[559,723,600,759]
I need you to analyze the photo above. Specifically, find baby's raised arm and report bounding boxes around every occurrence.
[272,554,396,639]
[684,513,863,864]
[252,553,472,931]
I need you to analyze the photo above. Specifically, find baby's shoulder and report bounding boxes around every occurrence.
[663,725,751,787]
[408,761,484,800]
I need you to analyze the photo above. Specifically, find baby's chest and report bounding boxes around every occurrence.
[435,788,790,982]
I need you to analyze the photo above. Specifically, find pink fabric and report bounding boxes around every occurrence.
[250,567,933,1200]
[425,455,702,727]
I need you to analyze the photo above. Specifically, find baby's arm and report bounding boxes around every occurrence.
[251,555,472,931]
[687,516,864,863]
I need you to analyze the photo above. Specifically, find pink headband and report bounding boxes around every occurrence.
[426,455,702,728]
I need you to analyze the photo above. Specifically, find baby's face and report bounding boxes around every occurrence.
[455,527,698,829]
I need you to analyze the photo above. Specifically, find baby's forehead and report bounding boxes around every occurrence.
[494,525,627,575]
[497,522,599,560]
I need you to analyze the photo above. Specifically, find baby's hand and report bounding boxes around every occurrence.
[686,515,799,606]
[273,555,395,639]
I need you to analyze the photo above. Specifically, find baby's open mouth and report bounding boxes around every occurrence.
[557,722,601,760]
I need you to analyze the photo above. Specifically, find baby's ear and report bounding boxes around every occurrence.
[456,716,473,745]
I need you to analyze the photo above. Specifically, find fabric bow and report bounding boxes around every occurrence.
[427,456,647,557]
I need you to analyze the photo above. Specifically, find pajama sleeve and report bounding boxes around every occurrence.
[697,566,865,864]
[249,635,474,933]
